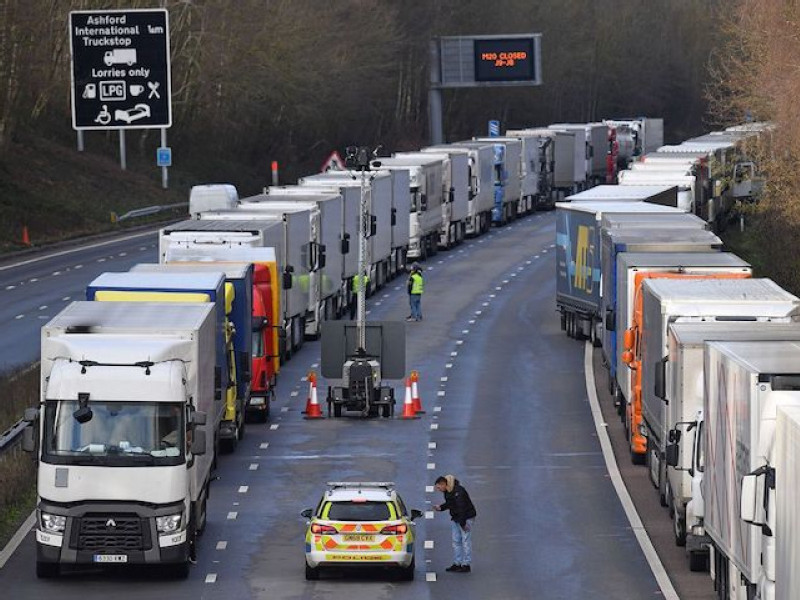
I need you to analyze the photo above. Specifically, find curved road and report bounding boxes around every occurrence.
[0,213,664,598]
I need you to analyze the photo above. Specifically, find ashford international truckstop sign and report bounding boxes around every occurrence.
[69,9,172,130]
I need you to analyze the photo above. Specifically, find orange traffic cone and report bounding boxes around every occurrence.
[303,371,323,419]
[410,370,425,414]
[21,226,30,247]
[401,377,419,420]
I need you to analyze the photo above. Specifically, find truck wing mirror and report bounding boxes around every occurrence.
[605,308,616,332]
[449,188,455,204]
[191,429,207,456]
[192,410,207,426]
[654,356,668,401]
[22,423,37,453]
[252,316,268,332]
[665,443,680,468]
[369,215,377,237]
[740,471,768,527]
[420,194,428,212]
[317,244,326,269]
[282,267,293,290]
[621,350,634,366]
[623,328,635,352]
[341,234,350,255]
[391,208,397,226]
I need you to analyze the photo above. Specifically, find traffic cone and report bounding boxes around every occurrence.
[303,371,323,419]
[21,226,30,247]
[401,377,419,420]
[410,370,425,414]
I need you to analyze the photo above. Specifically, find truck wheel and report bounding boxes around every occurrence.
[688,550,708,572]
[333,404,342,418]
[305,562,320,580]
[673,504,687,547]
[238,417,246,441]
[631,448,645,466]
[381,404,391,418]
[36,561,59,579]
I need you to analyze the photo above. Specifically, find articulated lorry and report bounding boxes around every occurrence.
[612,252,751,417]
[421,143,494,235]
[163,245,279,420]
[160,218,306,356]
[555,199,685,342]
[474,136,532,216]
[373,155,444,260]
[395,151,468,249]
[25,302,215,578]
[662,322,800,572]
[508,128,575,202]
[638,280,799,515]
[86,271,245,451]
[550,123,609,187]
[700,342,800,600]
[471,137,523,223]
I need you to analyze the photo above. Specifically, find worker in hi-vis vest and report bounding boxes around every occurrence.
[350,274,369,319]
[407,263,424,322]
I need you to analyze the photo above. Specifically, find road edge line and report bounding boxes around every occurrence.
[583,341,679,600]
[0,510,35,570]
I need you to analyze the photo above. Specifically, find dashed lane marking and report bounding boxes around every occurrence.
[450,351,458,357]
[226,512,237,520]
[461,329,469,334]
[425,511,435,519]
[440,377,448,382]
[426,485,435,493]
[424,540,434,549]
[39,305,47,310]
[426,572,437,582]
[430,423,439,430]
[238,486,249,494]
[434,406,442,413]
[427,463,435,470]
[4,285,15,290]
[437,391,445,397]
[15,314,24,320]
[52,271,61,276]
[29,278,38,283]
[502,279,509,284]
[428,442,437,449]
[445,363,453,368]
[205,573,217,584]
[281,407,289,412]
[260,442,270,449]
[249,463,259,471]
[216,541,228,550]
[482,302,489,307]
[270,424,279,430]
[74,264,83,269]
[62,296,70,301]
[290,391,299,397]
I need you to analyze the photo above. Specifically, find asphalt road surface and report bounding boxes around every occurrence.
[0,230,159,372]
[0,213,670,598]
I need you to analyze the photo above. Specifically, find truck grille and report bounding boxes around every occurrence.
[76,515,149,551]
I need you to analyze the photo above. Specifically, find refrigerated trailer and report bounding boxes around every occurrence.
[474,136,531,216]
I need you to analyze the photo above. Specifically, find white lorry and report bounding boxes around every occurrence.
[395,151,468,249]
[700,342,800,600]
[421,143,494,235]
[662,322,800,573]
[474,136,531,216]
[24,301,215,578]
[373,155,445,260]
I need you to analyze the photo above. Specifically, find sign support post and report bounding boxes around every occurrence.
[119,130,126,170]
[160,128,168,188]
[428,40,444,146]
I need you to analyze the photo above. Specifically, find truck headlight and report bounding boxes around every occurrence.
[156,514,182,534]
[41,513,66,533]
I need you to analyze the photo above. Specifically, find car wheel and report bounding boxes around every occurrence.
[399,556,415,581]
[305,562,320,580]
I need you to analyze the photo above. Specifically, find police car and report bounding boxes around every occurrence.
[301,482,422,580]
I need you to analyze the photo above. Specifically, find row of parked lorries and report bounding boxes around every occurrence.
[554,122,800,599]
[21,116,668,578]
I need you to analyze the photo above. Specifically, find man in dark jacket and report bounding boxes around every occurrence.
[434,474,477,572]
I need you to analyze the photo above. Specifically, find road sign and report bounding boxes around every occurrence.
[321,151,346,172]
[69,9,172,130]
[437,34,542,88]
[156,146,172,167]
[488,120,500,137]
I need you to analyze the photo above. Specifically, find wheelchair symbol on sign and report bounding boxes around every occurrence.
[94,105,111,125]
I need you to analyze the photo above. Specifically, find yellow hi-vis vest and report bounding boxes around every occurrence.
[410,272,424,295]
[352,274,369,292]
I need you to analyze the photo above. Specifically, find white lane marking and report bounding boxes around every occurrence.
[424,540,435,549]
[437,391,445,397]
[583,342,679,600]
[4,285,15,290]
[260,442,270,449]
[425,511,435,519]
[503,279,509,284]
[118,252,127,257]
[300,376,308,382]
[51,271,61,276]
[311,362,319,368]
[482,302,489,307]
[450,351,458,357]
[542,249,548,254]
[15,314,24,320]
[0,510,35,569]
[39,305,47,310]
[445,363,453,369]
[270,424,279,430]
[205,573,217,583]
[375,301,382,306]
[366,310,371,315]
[139,246,147,251]
[510,273,517,278]
[526,260,532,265]
[461,329,469,334]
[440,376,448,382]
[434,406,442,413]
[290,391,299,397]
[456,340,463,345]
[489,294,496,298]
[475,310,482,315]
[281,407,289,413]
[495,286,502,291]
[227,512,238,520]
[427,463,436,470]
[550,243,555,248]
[426,572,437,582]
[29,278,38,282]
[534,255,540,259]
[428,442,437,449]
[62,296,70,301]
[430,423,439,430]
[0,230,156,273]
[74,264,83,269]
[249,463,259,471]
[216,541,228,550]
[426,485,435,493]
[238,486,249,494]
[97,258,106,263]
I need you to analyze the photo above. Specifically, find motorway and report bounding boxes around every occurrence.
[0,213,669,598]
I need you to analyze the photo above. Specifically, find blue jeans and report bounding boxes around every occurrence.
[409,294,422,320]
[451,519,473,566]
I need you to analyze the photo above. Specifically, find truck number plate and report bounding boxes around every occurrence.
[93,554,128,563]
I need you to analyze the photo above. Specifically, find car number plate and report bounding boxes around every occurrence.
[93,554,128,563]
[343,534,374,542]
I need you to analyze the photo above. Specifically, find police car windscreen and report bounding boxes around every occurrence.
[328,501,391,521]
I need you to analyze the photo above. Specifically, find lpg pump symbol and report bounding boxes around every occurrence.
[82,83,97,99]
